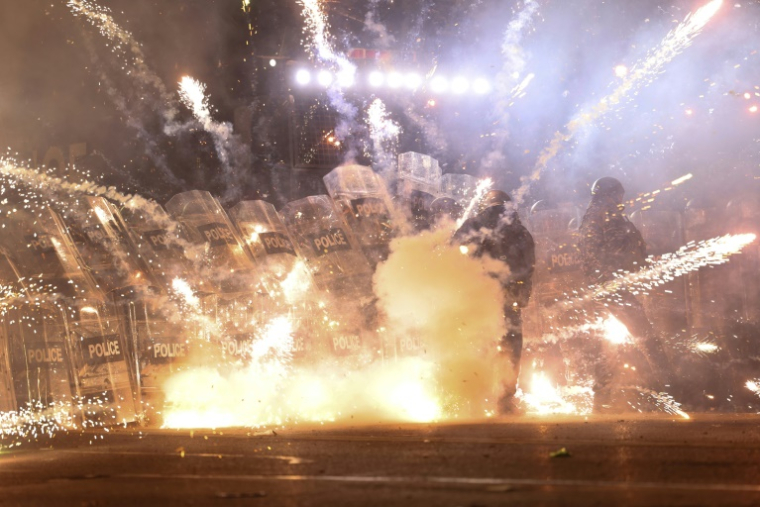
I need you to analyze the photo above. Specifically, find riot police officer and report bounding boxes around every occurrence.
[454,190,535,414]
[579,177,671,409]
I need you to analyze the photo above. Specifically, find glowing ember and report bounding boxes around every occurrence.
[518,372,593,415]
[601,315,632,345]
[746,379,760,397]
[171,278,200,308]
[692,341,719,354]
[671,173,694,186]
[178,77,212,126]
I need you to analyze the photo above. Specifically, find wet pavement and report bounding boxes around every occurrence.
[1,413,760,506]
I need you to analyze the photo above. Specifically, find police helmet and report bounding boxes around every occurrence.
[478,190,511,214]
[591,177,624,200]
[430,197,464,218]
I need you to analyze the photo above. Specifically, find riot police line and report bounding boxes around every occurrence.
[1,153,757,425]
[0,156,461,425]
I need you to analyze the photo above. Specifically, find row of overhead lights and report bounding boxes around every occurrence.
[293,69,492,95]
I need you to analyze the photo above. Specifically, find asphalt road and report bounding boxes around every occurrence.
[1,414,760,506]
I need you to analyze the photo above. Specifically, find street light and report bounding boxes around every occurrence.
[368,71,384,87]
[472,78,490,95]
[451,76,469,94]
[387,72,403,89]
[317,70,333,87]
[295,69,311,86]
[405,73,422,90]
[430,76,448,94]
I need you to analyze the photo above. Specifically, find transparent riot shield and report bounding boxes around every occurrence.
[440,173,478,205]
[630,210,688,337]
[228,200,303,289]
[3,304,75,415]
[523,203,584,342]
[111,287,192,422]
[54,196,153,294]
[279,195,372,296]
[323,164,394,267]
[0,254,24,412]
[0,206,100,298]
[165,191,257,295]
[0,325,15,413]
[64,302,137,424]
[396,152,442,231]
[119,201,197,293]
[279,195,377,361]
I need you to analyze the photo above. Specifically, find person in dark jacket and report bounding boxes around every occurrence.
[579,177,671,409]
[454,190,535,414]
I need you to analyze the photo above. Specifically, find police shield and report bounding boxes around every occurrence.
[395,152,442,231]
[0,206,100,298]
[165,191,257,295]
[111,288,191,421]
[120,201,197,293]
[323,164,395,267]
[523,203,583,342]
[66,302,137,424]
[228,200,302,287]
[54,197,153,294]
[279,195,372,296]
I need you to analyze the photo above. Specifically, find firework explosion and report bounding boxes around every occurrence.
[0,0,758,453]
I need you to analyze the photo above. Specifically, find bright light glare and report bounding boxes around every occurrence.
[750,105,758,113]
[295,69,311,86]
[430,76,448,93]
[368,71,384,87]
[472,78,491,94]
[387,72,403,88]
[337,70,354,88]
[317,70,333,87]
[269,59,277,67]
[405,73,422,90]
[451,76,469,94]
[602,315,632,344]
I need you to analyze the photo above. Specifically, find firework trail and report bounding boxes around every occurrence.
[556,232,755,316]
[176,77,251,201]
[627,386,690,419]
[512,0,724,204]
[498,0,540,107]
[0,157,152,210]
[67,0,178,122]
[299,0,359,151]
[365,99,401,174]
[456,178,494,228]
[178,77,234,167]
[482,1,540,174]
[80,35,184,188]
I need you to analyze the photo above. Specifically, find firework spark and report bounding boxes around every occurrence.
[557,233,756,314]
[366,99,401,173]
[67,0,177,117]
[518,372,594,415]
[746,379,760,398]
[456,178,494,229]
